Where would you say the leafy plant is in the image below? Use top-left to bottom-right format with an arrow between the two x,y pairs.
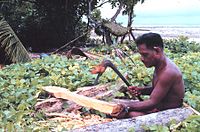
0,18 -> 31,63
143,124 -> 169,132
164,36 -> 200,54
0,39 -> 200,130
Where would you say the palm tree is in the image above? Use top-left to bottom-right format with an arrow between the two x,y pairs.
0,18 -> 31,64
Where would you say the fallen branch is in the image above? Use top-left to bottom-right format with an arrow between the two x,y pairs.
65,47 -> 102,60
51,30 -> 90,54
183,102 -> 200,115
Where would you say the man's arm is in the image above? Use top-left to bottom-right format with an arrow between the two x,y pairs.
140,86 -> 153,95
128,86 -> 153,96
126,71 -> 175,111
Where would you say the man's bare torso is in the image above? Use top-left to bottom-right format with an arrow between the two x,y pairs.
152,58 -> 185,110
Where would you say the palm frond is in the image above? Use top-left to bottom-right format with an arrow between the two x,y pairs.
0,18 -> 31,63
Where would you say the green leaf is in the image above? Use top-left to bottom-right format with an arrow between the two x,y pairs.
0,18 -> 31,63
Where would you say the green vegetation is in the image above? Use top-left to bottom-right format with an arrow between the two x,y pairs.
0,0 -> 144,52
0,37 -> 200,131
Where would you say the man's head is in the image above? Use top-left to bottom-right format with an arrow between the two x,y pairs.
135,33 -> 164,68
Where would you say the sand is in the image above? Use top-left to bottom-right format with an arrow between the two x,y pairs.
90,25 -> 200,43
133,25 -> 200,42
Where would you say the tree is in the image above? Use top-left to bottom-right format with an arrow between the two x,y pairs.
0,0 -> 98,52
0,17 -> 31,64
0,0 -> 145,52
87,0 -> 145,45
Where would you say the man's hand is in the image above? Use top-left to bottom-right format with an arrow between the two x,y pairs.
110,104 -> 128,119
128,86 -> 142,97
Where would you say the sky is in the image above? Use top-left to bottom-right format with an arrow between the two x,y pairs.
100,0 -> 200,26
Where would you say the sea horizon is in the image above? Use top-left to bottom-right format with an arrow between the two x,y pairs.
117,15 -> 200,28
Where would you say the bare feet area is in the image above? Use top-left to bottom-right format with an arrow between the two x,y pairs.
133,25 -> 200,43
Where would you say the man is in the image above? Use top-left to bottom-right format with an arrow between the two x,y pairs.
112,33 -> 185,118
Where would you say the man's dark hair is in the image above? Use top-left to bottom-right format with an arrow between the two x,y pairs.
135,33 -> 164,50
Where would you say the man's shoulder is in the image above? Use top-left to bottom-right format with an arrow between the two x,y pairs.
157,67 -> 182,87
164,64 -> 182,78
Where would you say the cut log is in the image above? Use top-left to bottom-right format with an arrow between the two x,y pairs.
36,83 -> 122,113
42,86 -> 122,114
75,83 -> 112,97
71,107 -> 194,132
35,98 -> 64,113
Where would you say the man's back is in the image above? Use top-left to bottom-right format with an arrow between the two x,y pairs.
153,58 -> 185,110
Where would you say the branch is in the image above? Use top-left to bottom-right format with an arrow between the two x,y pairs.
87,0 -> 101,28
95,0 -> 110,9
51,30 -> 90,54
127,5 -> 134,27
110,2 -> 123,22
22,0 -> 37,4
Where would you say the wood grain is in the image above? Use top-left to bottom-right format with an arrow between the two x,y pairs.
42,86 -> 122,114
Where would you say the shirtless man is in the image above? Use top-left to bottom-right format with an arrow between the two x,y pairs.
112,33 -> 185,118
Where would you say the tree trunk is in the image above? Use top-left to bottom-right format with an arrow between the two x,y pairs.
104,29 -> 113,45
110,2 -> 123,22
127,5 -> 134,28
71,108 -> 194,132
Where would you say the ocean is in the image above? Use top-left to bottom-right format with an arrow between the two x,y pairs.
115,15 -> 200,42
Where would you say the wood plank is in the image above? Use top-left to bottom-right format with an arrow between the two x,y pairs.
42,86 -> 122,114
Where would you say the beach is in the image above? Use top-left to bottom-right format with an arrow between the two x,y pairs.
90,25 -> 200,43
133,25 -> 200,42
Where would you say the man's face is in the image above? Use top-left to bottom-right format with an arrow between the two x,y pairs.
137,44 -> 157,68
